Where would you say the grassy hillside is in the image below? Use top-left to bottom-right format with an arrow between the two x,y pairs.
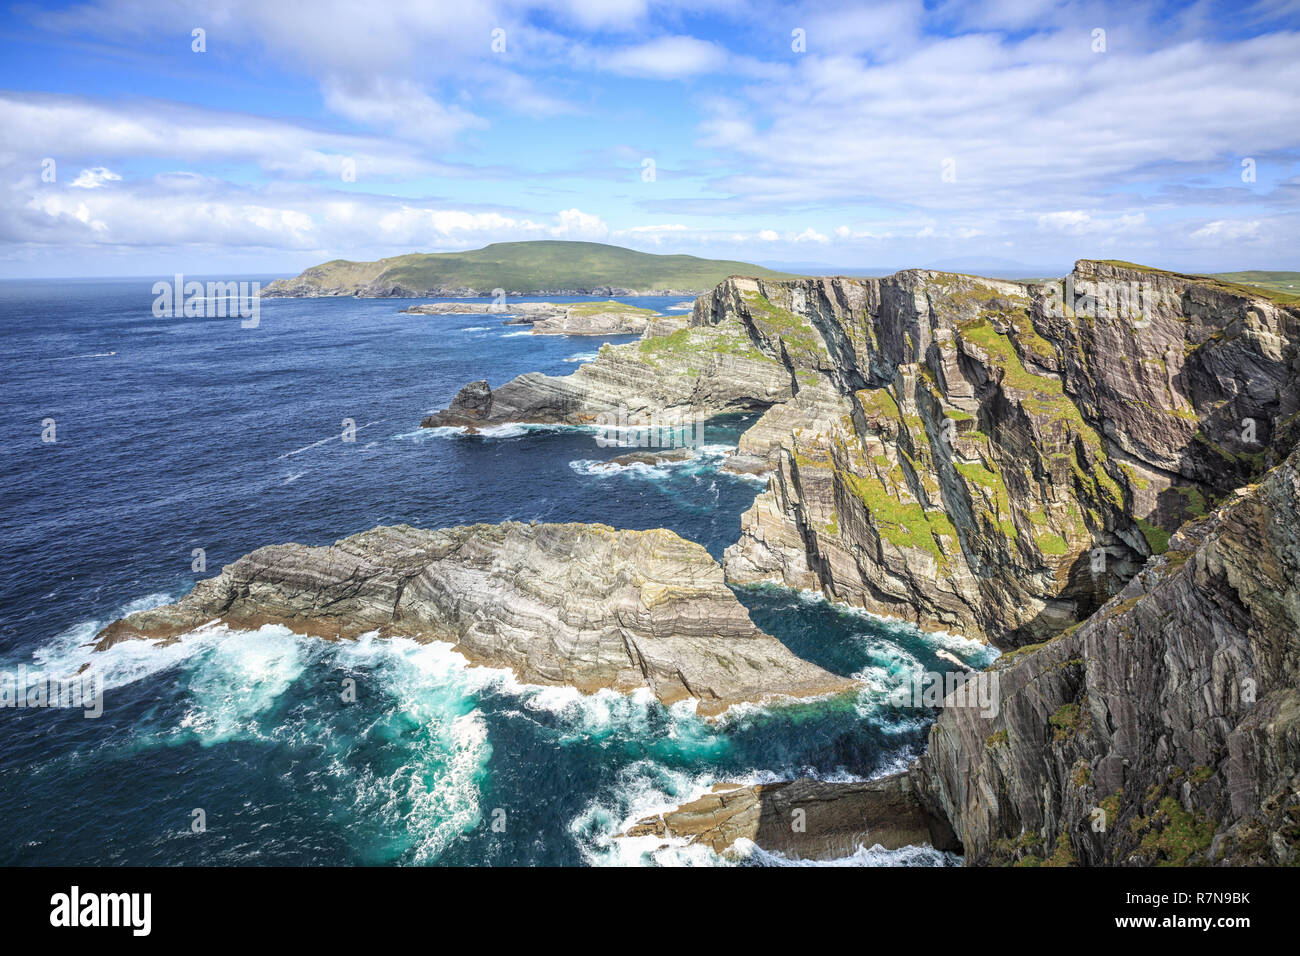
1207,270 -> 1300,302
278,240 -> 801,294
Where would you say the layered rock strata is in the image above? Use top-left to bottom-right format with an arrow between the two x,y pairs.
911,443 -> 1300,865
402,300 -> 659,335
622,774 -> 958,859
95,522 -> 854,716
425,261 -> 1298,645
714,264 -> 1299,644
421,319 -> 792,429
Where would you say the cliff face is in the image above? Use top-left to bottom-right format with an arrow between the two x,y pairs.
707,264 -> 1299,644
422,261 -> 1298,645
421,317 -> 793,429
95,522 -> 854,716
912,445 -> 1300,865
411,260 -> 1300,863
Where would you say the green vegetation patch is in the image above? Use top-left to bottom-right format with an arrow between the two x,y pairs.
1050,702 -> 1083,742
341,240 -> 804,292
565,300 -> 657,318
740,290 -> 827,362
1135,516 -> 1170,555
1035,530 -> 1069,556
1095,260 -> 1300,307
637,324 -> 774,368
1131,797 -> 1216,866
839,469 -> 956,562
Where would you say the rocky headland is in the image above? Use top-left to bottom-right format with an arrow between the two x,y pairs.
258,240 -> 796,298
399,299 -> 665,335
420,317 -> 790,430
94,522 -> 854,717
428,261 -> 1299,645
422,259 -> 1300,863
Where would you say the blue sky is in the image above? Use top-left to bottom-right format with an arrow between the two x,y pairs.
1,0 -> 1298,277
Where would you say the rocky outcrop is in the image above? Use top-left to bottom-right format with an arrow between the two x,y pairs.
400,302 -> 559,323
421,320 -> 792,429
529,301 -> 658,336
911,443 -> 1300,865
622,773 -> 959,859
401,300 -> 659,335
94,522 -> 854,716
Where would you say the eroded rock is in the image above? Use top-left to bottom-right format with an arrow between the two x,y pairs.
622,773 -> 959,860
95,522 -> 855,716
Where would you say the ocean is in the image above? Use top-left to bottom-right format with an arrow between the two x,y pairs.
0,278 -> 995,865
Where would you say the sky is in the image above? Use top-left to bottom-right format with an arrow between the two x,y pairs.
0,0 -> 1298,278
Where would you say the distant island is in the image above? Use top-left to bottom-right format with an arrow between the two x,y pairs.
260,240 -> 801,298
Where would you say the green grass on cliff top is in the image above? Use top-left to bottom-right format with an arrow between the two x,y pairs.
294,240 -> 802,292
1093,260 -> 1300,306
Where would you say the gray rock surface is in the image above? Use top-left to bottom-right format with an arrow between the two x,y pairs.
95,522 -> 855,716
421,319 -> 792,429
911,444 -> 1300,865
401,300 -> 659,335
623,773 -> 958,859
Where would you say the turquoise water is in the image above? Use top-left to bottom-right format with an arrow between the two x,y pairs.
0,280 -> 994,865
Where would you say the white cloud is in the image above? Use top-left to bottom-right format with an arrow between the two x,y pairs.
551,208 -> 610,239
791,227 -> 829,243
68,167 -> 121,189
321,76 -> 483,144
1038,210 -> 1148,234
1190,219 -> 1262,241
602,35 -> 726,78
696,25 -> 1300,230
0,93 -> 456,181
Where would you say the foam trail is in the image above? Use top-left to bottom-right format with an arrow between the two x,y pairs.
51,350 -> 116,360
278,420 -> 384,459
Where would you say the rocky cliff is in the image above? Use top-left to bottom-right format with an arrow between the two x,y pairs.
708,263 -> 1299,645
416,259 -> 1300,863
95,522 -> 853,716
421,317 -> 792,429
427,261 -> 1299,646
911,443 -> 1300,865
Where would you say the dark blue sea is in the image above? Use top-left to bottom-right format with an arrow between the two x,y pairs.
0,278 -> 994,866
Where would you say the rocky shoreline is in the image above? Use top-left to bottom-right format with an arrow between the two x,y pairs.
95,522 -> 855,717
105,259 -> 1300,864
414,260 -> 1300,864
262,281 -> 708,298
399,299 -> 667,335
621,775 -> 958,860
